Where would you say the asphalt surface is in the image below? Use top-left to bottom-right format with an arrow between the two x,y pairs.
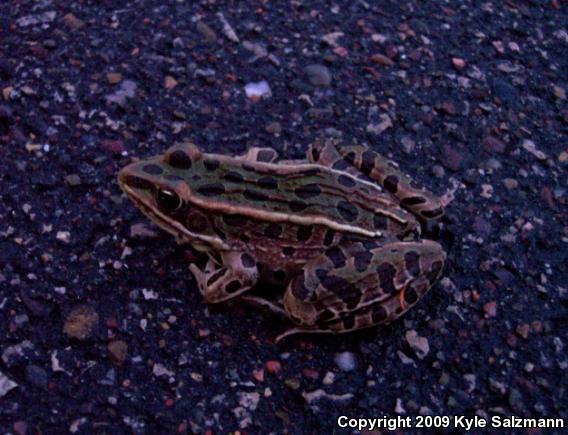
1,1 -> 567,433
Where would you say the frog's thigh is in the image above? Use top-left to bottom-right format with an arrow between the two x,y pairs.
236,147 -> 279,163
282,240 -> 445,334
189,251 -> 259,303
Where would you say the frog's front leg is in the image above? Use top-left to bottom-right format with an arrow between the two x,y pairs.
189,251 -> 259,303
277,240 -> 445,341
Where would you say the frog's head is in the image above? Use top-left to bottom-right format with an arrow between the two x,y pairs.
118,142 -> 202,212
118,142 -> 227,249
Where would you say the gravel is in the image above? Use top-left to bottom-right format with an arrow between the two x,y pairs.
1,1 -> 566,432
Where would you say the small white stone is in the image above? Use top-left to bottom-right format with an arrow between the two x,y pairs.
322,371 -> 335,385
142,288 -> 158,300
54,286 -> 66,295
244,80 -> 272,99
334,351 -> 357,371
56,231 -> 71,243
0,371 -> 18,397
152,363 -> 174,378
405,330 -> 430,359
522,139 -> 547,160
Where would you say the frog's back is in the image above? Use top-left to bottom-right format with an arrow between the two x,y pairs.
126,142 -> 418,239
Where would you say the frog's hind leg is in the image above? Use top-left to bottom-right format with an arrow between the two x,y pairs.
189,251 -> 259,303
278,240 -> 446,342
307,138 -> 448,222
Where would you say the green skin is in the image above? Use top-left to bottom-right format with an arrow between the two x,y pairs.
118,139 -> 449,341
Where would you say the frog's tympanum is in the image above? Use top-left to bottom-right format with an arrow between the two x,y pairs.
118,139 -> 451,341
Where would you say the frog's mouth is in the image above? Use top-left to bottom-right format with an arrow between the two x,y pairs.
119,181 -> 230,251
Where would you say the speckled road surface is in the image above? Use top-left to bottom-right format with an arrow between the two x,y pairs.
1,1 -> 567,433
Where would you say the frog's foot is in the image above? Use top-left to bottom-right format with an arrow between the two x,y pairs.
189,251 -> 258,303
237,147 -> 279,163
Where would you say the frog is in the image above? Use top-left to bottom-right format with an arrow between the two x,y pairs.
118,138 -> 452,341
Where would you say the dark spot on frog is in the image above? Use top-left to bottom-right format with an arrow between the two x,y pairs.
142,164 -> 163,175
226,280 -> 242,293
361,150 -> 375,175
332,159 -> 349,171
337,174 -> 355,188
337,286 -> 361,310
373,214 -> 388,230
404,286 -> 419,305
343,152 -> 356,165
325,246 -> 346,268
320,275 -> 352,299
384,175 -> 399,193
294,183 -> 322,199
318,309 -> 335,323
168,150 -> 192,169
362,240 -> 380,250
197,183 -> 225,197
323,230 -> 335,246
282,246 -> 295,256
224,171 -> 244,183
315,268 -> 328,282
310,146 -> 320,162
427,260 -> 444,282
244,189 -> 268,201
297,225 -> 313,242
241,253 -> 256,268
257,176 -> 278,189
341,314 -> 355,330
164,174 -> 184,182
404,251 -> 421,277
354,251 -> 373,272
264,223 -> 282,238
371,305 -> 388,323
289,200 -> 308,212
402,196 -> 427,206
377,262 -> 397,294
203,159 -> 220,171
337,200 -> 359,222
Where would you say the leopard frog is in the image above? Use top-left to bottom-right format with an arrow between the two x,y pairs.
118,138 -> 451,341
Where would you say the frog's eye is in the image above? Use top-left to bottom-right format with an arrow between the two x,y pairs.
157,188 -> 182,211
